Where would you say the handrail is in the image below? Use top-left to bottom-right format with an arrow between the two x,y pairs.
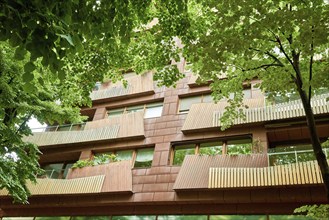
31,122 -> 86,133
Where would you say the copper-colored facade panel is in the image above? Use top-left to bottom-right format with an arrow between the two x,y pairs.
67,160 -> 133,192
173,154 -> 268,190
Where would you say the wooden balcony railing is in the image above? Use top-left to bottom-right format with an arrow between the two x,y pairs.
24,111 -> 145,147
208,160 -> 323,189
0,161 -> 133,196
182,94 -> 329,132
0,175 -> 105,196
173,154 -> 268,190
213,93 -> 329,127
90,71 -> 154,101
67,160 -> 133,193
182,98 -> 264,132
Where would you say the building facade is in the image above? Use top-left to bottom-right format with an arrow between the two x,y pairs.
0,60 -> 329,219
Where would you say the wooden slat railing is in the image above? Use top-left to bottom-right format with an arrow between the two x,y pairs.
181,98 -> 265,132
213,94 -> 329,127
208,160 -> 323,189
0,175 -> 105,196
90,71 -> 154,101
24,111 -> 145,146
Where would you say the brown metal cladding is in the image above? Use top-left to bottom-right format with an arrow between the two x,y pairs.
67,160 -> 132,192
173,154 -> 268,190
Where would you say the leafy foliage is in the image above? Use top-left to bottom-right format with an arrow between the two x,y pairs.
294,204 -> 329,219
0,41 -> 93,202
72,154 -> 119,169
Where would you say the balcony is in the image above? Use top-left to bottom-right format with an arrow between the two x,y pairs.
208,160 -> 323,189
173,154 -> 268,190
90,71 -> 154,102
0,161 -> 132,196
24,111 -> 145,147
173,153 -> 325,191
182,94 -> 329,132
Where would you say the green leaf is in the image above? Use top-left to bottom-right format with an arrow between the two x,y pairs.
24,62 -> 36,73
22,72 -> 34,82
59,34 -> 74,46
14,46 -> 27,60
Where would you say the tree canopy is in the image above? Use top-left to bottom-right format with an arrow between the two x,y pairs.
1,0 -> 329,203
182,0 -> 329,198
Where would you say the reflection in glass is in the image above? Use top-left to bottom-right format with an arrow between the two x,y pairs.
173,145 -> 195,165
134,148 -> 154,168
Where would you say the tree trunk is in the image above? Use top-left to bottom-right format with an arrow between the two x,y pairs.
297,86 -> 329,201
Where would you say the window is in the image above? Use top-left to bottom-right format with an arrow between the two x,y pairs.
42,163 -> 74,179
179,94 -> 212,114
108,102 -> 163,119
172,138 -> 252,165
268,144 -> 329,166
134,148 -> 154,168
179,89 -> 251,114
95,147 -> 154,168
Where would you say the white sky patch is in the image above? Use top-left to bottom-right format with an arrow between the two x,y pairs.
27,117 -> 46,132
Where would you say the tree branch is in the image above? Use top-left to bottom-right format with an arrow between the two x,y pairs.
242,63 -> 283,72
309,25 -> 314,105
275,36 -> 298,81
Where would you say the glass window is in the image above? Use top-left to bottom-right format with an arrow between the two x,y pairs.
268,144 -> 317,166
144,103 -> 163,119
63,163 -> 73,178
116,150 -> 133,161
199,142 -> 222,156
35,217 -> 70,220
71,217 -> 110,220
112,216 -> 156,220
108,108 -> 125,118
269,215 -> 315,220
243,88 -> 252,99
57,125 -> 71,131
134,148 -> 154,168
126,105 -> 144,113
43,163 -> 64,179
202,94 -> 213,103
210,215 -> 266,220
227,139 -> 252,155
2,218 -> 34,220
173,144 -> 195,165
158,216 -> 207,220
179,96 -> 202,113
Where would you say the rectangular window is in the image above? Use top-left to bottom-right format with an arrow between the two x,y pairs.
42,163 -> 73,179
108,102 -> 163,119
199,142 -> 223,155
172,137 -> 252,165
173,144 -> 196,165
268,144 -> 326,166
134,148 -> 154,168
94,147 -> 154,168
144,102 -> 163,119
179,94 -> 211,113
227,139 -> 252,155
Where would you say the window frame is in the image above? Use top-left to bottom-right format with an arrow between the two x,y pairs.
171,137 -> 253,165
93,147 -> 155,169
107,102 -> 163,119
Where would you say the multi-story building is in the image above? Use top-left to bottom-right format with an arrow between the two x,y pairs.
0,59 -> 328,219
